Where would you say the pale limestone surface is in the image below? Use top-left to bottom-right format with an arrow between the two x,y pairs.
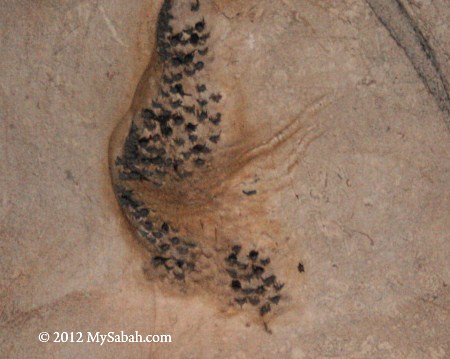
1,1 -> 449,358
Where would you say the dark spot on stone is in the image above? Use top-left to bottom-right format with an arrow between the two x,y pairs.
190,33 -> 200,45
164,259 -> 175,270
117,189 -> 143,208
192,144 -> 210,154
173,114 -> 184,125
210,93 -> 222,103
231,279 -> 242,291
170,33 -> 183,46
232,245 -> 242,254
186,123 -> 197,132
243,190 -> 257,196
161,222 -> 170,232
252,265 -> 265,276
123,123 -> 140,161
248,250 -> 259,261
182,152 -> 191,160
170,83 -> 184,95
171,56 -> 183,67
161,125 -> 173,137
184,52 -> 194,64
226,269 -> 238,278
159,243 -> 170,252
227,253 -> 238,264
162,75 -> 173,84
142,108 -> 156,119
263,275 -> 276,286
255,285 -> 266,294
195,20 -> 205,32
138,137 -> 149,146
197,99 -> 208,107
248,297 -> 260,306
209,113 -> 221,125
136,208 -> 149,217
183,26 -> 194,35
198,111 -> 208,121
149,156 -> 164,165
196,84 -> 207,92
170,100 -> 182,109
173,159 -> 183,170
260,303 -> 271,316
144,120 -> 157,131
174,271 -> 185,280
115,157 -> 124,166
144,221 -> 153,231
194,61 -> 204,71
198,47 -> 208,56
260,258 -> 270,266
172,73 -> 183,82
152,256 -> 168,267
191,0 -> 200,12
209,134 -> 220,143
151,134 -> 161,142
174,138 -> 185,146
194,158 -> 205,166
199,33 -> 210,43
157,110 -> 172,124
242,288 -> 254,295
119,172 -> 138,181
184,105 -> 195,114
269,295 -> 281,305
152,100 -> 163,109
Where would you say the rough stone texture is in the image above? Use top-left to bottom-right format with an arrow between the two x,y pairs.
1,0 -> 449,358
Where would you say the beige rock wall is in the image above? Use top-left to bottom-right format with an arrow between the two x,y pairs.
1,0 -> 448,358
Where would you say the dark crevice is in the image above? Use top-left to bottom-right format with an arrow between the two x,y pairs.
366,0 -> 450,130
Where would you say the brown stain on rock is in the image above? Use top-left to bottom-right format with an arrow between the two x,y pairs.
108,0 -> 302,323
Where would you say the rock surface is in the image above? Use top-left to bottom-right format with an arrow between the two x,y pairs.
1,0 -> 449,358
